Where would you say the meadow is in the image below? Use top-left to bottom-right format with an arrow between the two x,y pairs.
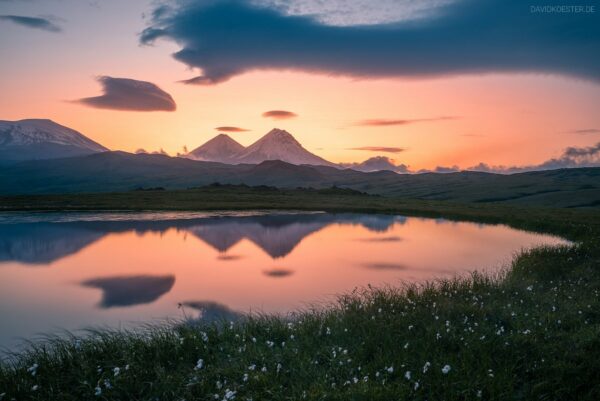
1,186 -> 599,400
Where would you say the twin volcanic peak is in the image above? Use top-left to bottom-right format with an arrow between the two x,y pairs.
0,119 -> 397,172
187,128 -> 336,167
0,119 -> 108,162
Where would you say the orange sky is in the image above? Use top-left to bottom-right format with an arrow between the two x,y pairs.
1,0 -> 599,171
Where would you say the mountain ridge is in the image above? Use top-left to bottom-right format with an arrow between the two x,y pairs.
186,128 -> 337,167
0,119 -> 108,163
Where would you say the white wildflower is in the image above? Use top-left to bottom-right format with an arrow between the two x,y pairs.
94,386 -> 102,396
442,365 -> 451,374
113,367 -> 120,377
31,385 -> 39,391
422,361 -> 431,373
404,371 -> 411,380
27,363 -> 38,376
387,366 -> 394,373
195,359 -> 204,370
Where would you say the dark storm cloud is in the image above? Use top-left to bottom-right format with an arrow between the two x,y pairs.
216,126 -> 250,132
140,0 -> 600,85
348,146 -> 405,153
0,15 -> 61,32
262,110 -> 298,119
76,76 -> 176,112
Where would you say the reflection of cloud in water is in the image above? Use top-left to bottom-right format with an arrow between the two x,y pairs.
0,213 -> 408,264
361,263 -> 455,275
183,301 -> 243,324
82,275 -> 175,308
263,268 -> 294,278
362,263 -> 408,270
217,254 -> 244,261
356,236 -> 403,243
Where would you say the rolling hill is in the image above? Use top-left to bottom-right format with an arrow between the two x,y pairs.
0,151 -> 598,207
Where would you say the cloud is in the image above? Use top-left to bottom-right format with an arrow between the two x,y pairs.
567,128 -> 600,135
356,116 -> 457,127
348,146 -> 405,153
468,142 -> 600,173
140,0 -> 600,85
340,156 -> 410,173
434,165 -> 460,173
0,15 -> 61,32
76,76 -> 176,112
136,148 -> 169,155
262,110 -> 298,119
216,126 -> 250,132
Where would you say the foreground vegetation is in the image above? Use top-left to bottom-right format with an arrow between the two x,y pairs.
1,186 -> 599,400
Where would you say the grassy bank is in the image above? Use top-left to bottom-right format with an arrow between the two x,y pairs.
1,188 -> 599,400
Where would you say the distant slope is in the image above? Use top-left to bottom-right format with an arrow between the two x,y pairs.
0,119 -> 108,163
0,151 -> 598,207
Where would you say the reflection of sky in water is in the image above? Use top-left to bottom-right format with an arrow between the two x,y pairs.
0,212 -> 569,351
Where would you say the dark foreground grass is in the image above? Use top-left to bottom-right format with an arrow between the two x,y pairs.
1,188 -> 600,400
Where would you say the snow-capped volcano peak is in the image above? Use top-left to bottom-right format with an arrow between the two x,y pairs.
185,128 -> 335,167
0,119 -> 108,162
187,133 -> 245,163
236,128 -> 335,166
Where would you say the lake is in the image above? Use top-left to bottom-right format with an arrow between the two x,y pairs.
0,211 -> 569,351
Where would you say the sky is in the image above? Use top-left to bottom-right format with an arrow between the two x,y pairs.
1,0 -> 599,171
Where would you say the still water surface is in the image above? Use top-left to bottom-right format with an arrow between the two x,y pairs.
0,211 -> 569,350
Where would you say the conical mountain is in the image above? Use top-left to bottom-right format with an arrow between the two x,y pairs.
187,134 -> 245,163
0,119 -> 108,162
236,128 -> 335,166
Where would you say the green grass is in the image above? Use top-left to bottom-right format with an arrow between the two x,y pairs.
1,187 -> 599,400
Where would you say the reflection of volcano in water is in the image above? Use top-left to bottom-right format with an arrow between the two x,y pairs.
82,275 -> 175,308
0,223 -> 104,265
0,213 -> 407,264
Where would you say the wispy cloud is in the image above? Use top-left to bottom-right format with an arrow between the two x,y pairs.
566,128 -> 600,135
0,15 -> 61,32
215,126 -> 250,132
355,116 -> 458,127
347,146 -> 405,153
262,110 -> 298,119
141,0 -> 600,85
75,76 -> 176,112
